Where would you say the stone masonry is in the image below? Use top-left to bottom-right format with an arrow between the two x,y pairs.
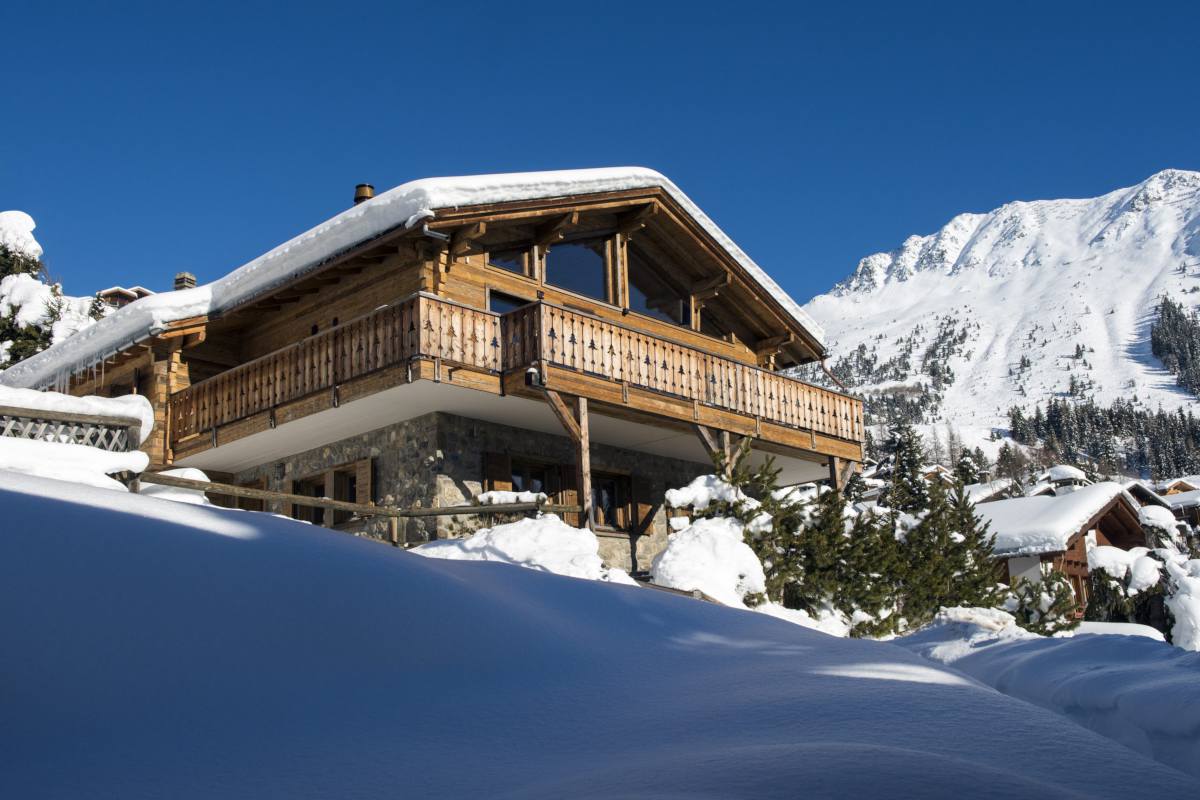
232,412 -> 712,573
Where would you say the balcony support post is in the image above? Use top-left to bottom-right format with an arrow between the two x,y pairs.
543,389 -> 593,530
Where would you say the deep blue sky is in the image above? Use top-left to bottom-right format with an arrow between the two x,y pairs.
3,1 -> 1197,304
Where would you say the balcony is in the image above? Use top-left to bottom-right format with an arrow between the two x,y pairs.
168,294 -> 862,464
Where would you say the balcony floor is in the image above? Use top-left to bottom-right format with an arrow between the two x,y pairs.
175,379 -> 832,484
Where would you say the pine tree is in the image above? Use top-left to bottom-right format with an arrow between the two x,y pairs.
1007,571 -> 1079,635
0,243 -> 55,369
878,421 -> 928,513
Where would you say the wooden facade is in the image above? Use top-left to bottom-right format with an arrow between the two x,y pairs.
55,182 -> 864,529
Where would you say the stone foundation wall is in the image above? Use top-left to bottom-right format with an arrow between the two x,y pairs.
232,412 -> 711,572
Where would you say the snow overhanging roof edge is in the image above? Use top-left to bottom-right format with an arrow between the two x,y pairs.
0,167 -> 824,389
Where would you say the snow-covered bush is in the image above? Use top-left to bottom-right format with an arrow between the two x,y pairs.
649,516 -> 766,607
138,467 -> 214,506
1086,543 -> 1200,650
1004,570 -> 1079,635
413,514 -> 636,585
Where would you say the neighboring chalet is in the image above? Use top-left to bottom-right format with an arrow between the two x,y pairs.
0,168 -> 863,570
96,285 -> 154,310
975,482 -> 1147,609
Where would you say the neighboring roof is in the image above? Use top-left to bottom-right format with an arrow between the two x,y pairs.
963,478 -> 1014,504
1163,488 -> 1200,510
1039,465 -> 1088,483
0,168 -> 823,389
976,482 -> 1139,556
1121,480 -> 1173,509
98,285 -> 154,297
1155,476 -> 1200,493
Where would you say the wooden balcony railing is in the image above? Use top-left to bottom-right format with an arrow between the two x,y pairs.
170,294 -> 501,440
501,302 -> 863,442
170,294 -> 863,447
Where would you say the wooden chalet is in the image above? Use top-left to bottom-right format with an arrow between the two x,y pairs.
0,168 -> 863,570
976,482 -> 1147,611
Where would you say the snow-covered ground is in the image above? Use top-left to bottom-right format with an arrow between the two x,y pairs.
804,169 -> 1200,445
900,607 -> 1200,780
4,469 -> 1198,798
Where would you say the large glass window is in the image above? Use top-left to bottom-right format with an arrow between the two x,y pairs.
545,239 -> 607,302
627,246 -> 688,326
489,247 -> 527,276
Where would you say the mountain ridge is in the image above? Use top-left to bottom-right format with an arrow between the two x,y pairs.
803,169 -> 1200,451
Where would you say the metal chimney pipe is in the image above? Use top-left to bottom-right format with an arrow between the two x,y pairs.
354,183 -> 375,205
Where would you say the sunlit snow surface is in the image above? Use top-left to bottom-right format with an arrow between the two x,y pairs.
805,169 -> 1200,445
2,470 -> 1197,798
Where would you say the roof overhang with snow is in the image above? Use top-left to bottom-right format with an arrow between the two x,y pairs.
0,168 -> 824,389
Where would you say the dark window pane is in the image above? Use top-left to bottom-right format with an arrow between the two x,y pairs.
489,291 -> 532,315
546,240 -> 606,301
489,248 -> 527,275
628,246 -> 687,326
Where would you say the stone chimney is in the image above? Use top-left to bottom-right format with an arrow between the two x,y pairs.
354,183 -> 375,205
174,271 -> 197,291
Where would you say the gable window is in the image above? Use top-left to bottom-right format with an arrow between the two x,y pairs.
627,246 -> 689,327
545,239 -> 607,302
489,247 -> 528,276
488,290 -> 532,315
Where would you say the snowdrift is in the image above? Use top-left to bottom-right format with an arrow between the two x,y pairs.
2,470 -> 1197,798
900,608 -> 1200,779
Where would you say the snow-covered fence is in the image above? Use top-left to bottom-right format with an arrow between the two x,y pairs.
0,403 -> 143,453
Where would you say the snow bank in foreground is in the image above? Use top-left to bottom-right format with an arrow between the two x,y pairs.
3,470 -> 1196,798
138,467 -> 213,505
899,607 -> 1200,779
0,440 -> 147,491
0,385 -> 155,444
413,514 -> 636,584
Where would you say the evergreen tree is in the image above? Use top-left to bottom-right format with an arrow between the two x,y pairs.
1007,571 -> 1079,635
953,450 -> 984,485
0,243 -> 55,369
878,421 -> 928,513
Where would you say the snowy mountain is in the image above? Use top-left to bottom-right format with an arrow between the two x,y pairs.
803,169 -> 1200,449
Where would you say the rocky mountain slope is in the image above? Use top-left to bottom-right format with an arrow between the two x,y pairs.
802,169 -> 1200,450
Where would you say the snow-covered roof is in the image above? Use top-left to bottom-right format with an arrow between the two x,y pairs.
1040,465 -> 1088,483
976,482 -> 1139,556
0,168 -> 823,389
963,478 -> 1013,504
1121,479 -> 1173,509
1163,488 -> 1200,510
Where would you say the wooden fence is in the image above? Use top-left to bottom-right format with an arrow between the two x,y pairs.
0,404 -> 142,453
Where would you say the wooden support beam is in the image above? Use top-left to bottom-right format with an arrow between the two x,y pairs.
615,202 -> 658,236
544,389 -> 581,442
542,389 -> 592,529
827,456 -> 855,492
450,221 -> 487,257
755,333 -> 795,356
694,423 -> 721,459
691,272 -> 730,302
576,395 -> 593,530
534,212 -> 579,247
